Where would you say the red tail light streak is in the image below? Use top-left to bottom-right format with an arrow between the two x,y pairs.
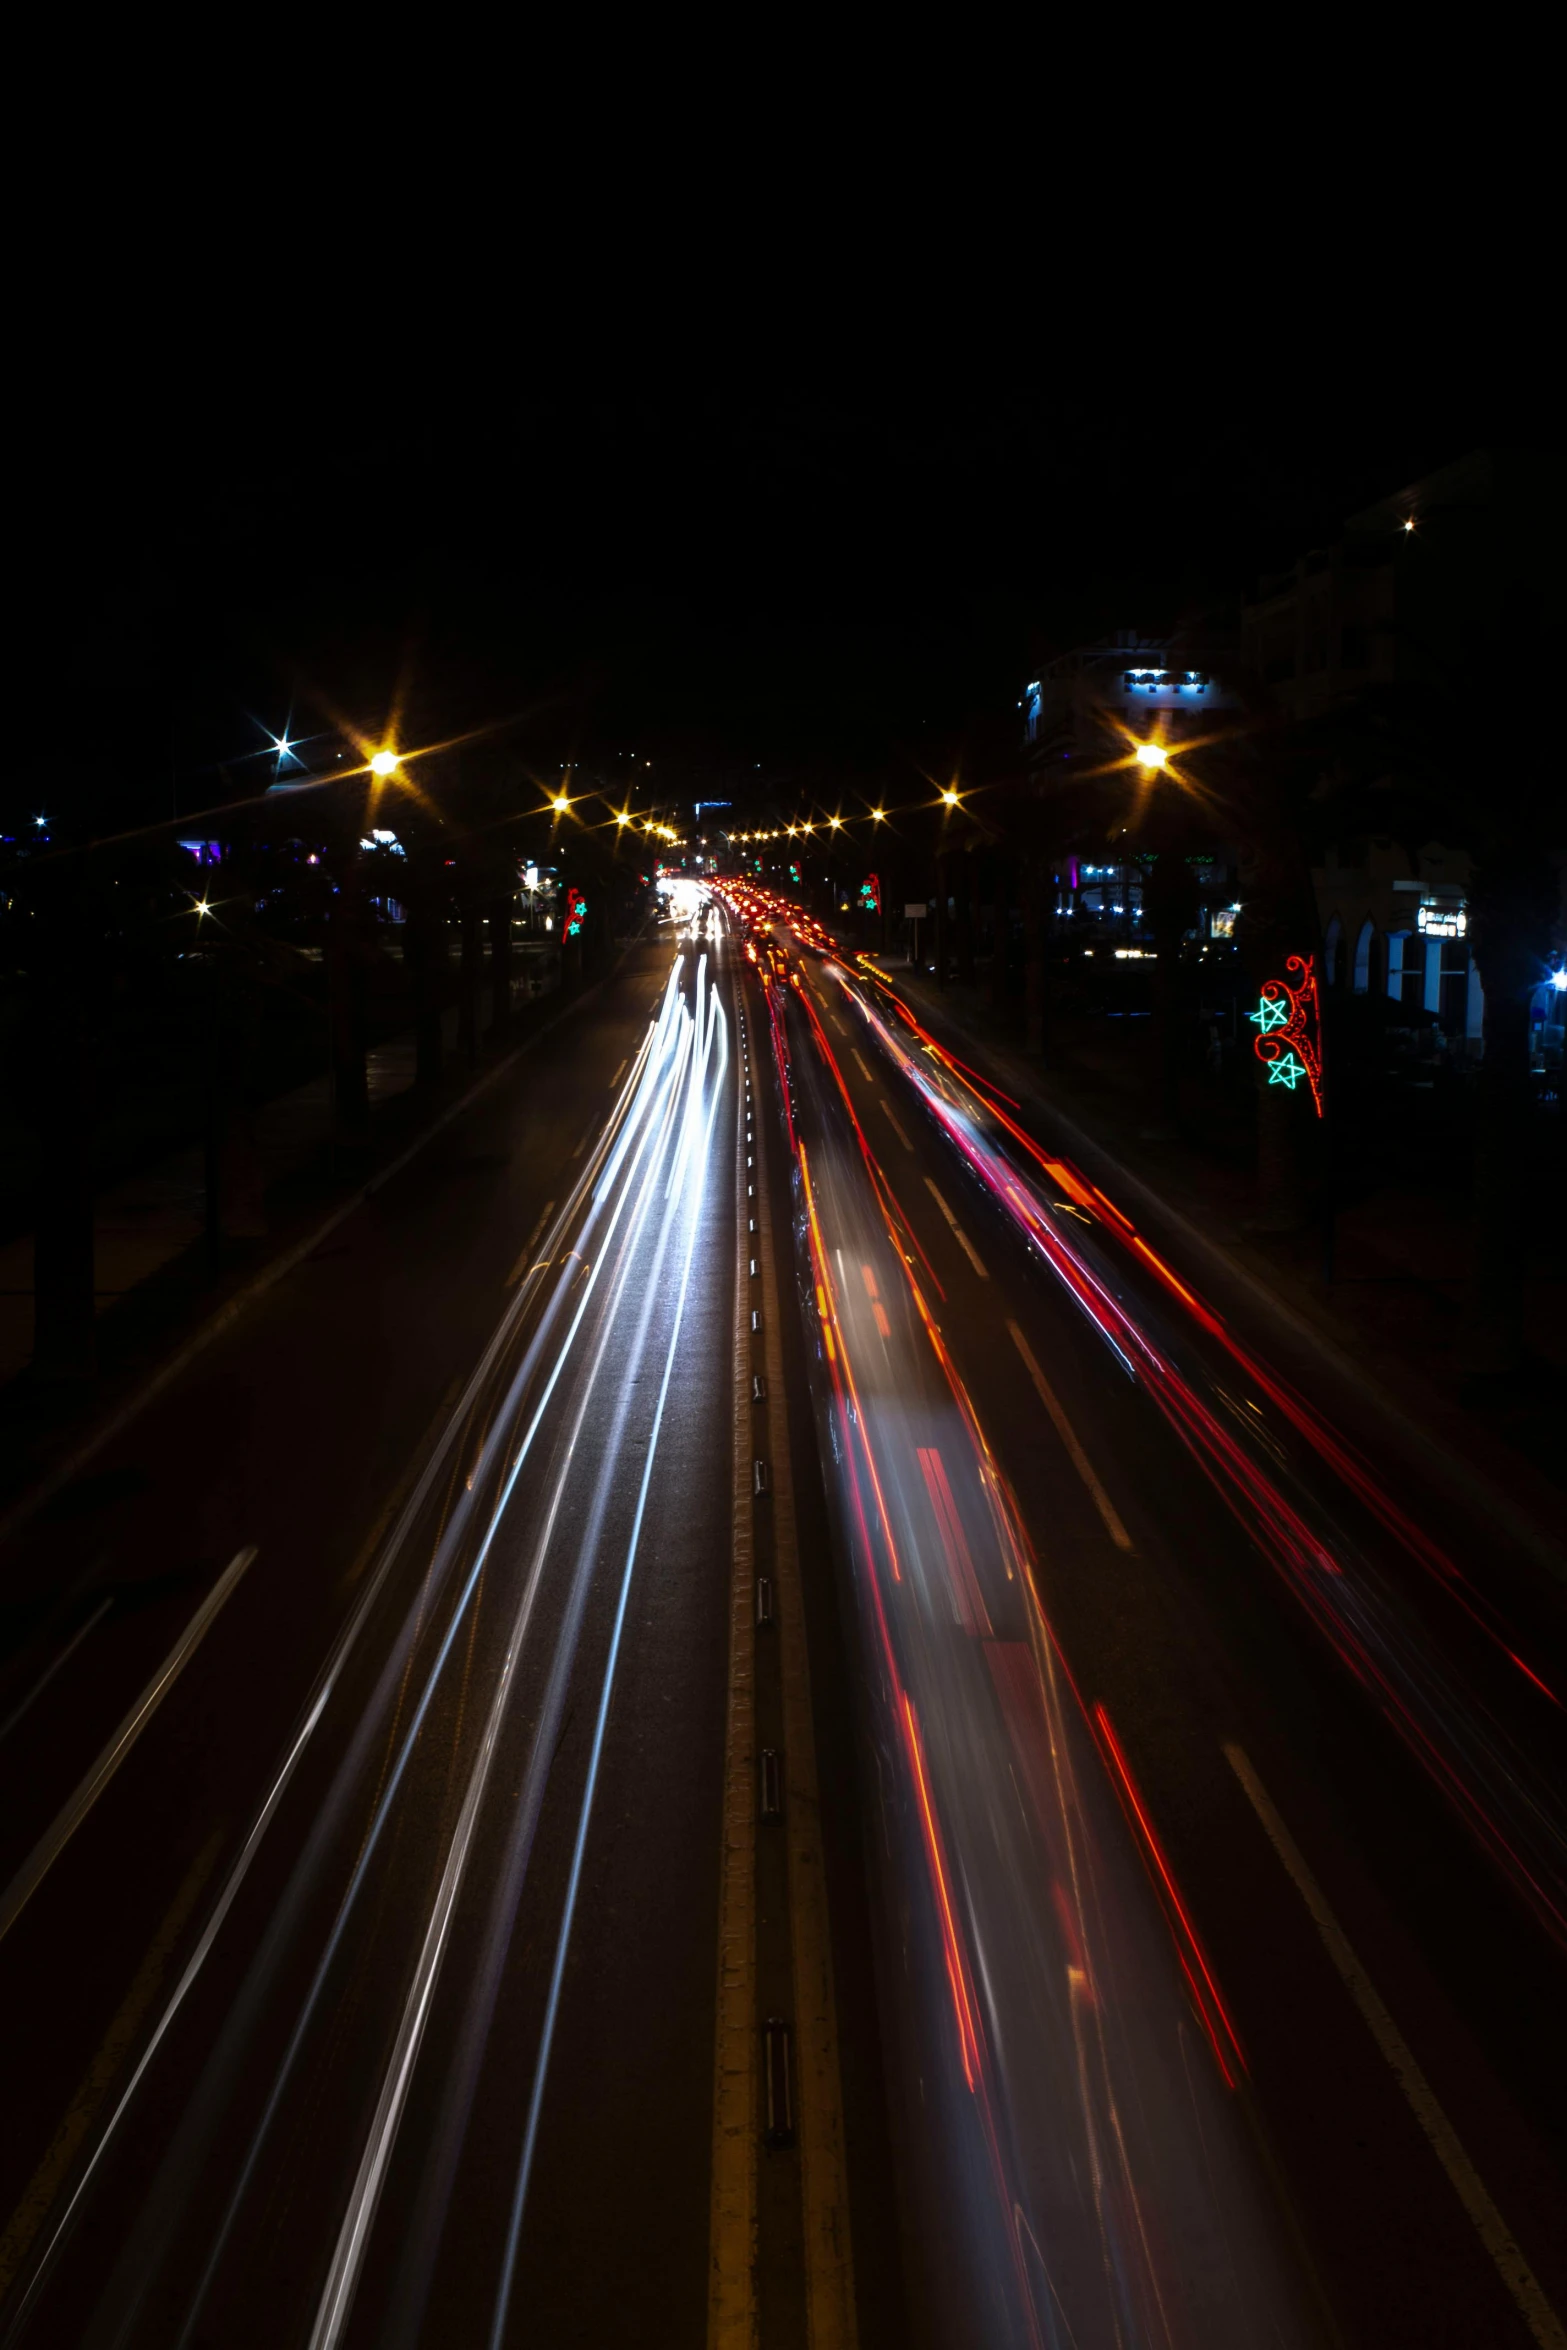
1092,1704 -> 1247,2088
835,954 -> 1567,1952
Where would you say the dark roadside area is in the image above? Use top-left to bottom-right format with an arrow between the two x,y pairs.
0,941 -> 642,1654
857,948 -> 1567,1565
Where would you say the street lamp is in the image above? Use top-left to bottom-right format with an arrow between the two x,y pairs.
941,788 -> 960,808
369,749 -> 399,778
552,793 -> 571,815
1134,742 -> 1168,771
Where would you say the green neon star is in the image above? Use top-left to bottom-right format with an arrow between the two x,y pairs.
1248,994 -> 1289,1033
1267,1051 -> 1306,1088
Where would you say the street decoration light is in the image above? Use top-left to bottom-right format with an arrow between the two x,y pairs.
1249,953 -> 1323,1116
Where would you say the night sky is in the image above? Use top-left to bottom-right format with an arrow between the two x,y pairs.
21,335 -> 1535,831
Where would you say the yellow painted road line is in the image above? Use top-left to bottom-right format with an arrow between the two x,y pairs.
850,1049 -> 874,1086
879,1099 -> 913,1152
754,1036 -> 858,2350
709,1083 -> 759,2350
923,1179 -> 989,1281
0,1547 -> 258,1947
1007,1323 -> 1132,1550
0,1826 -> 223,2296
1225,1742 -> 1567,2350
505,1201 -> 557,1286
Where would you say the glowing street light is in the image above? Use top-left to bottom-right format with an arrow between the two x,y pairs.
1134,742 -> 1168,771
871,808 -> 885,823
941,788 -> 961,808
552,793 -> 572,815
828,815 -> 843,831
616,809 -> 631,826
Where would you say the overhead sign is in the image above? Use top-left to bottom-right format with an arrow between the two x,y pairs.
1417,901 -> 1466,939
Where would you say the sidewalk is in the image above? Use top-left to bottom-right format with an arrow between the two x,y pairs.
0,952 -> 639,1536
0,1007 -> 470,1389
862,953 -> 1567,1542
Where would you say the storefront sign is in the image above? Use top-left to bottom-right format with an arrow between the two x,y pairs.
1249,953 -> 1324,1116
1416,901 -> 1467,939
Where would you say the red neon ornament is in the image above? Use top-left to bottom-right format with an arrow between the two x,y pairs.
1250,952 -> 1323,1117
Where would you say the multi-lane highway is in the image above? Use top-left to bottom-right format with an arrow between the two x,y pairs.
0,924 -> 810,2347
722,878 -> 1567,2350
1,882 -> 1564,2348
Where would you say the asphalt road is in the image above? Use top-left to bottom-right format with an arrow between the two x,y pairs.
3,886 -> 1566,2350
0,930 -> 789,2347
725,887 -> 1567,2350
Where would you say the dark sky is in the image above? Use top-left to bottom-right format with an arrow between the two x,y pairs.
21,335 -> 1538,827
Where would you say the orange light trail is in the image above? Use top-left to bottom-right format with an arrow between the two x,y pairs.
900,1691 -> 985,2088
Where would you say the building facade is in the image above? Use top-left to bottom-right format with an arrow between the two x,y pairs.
1242,449 -> 1565,1074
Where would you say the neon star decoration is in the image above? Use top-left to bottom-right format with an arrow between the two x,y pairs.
1250,953 -> 1323,1116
